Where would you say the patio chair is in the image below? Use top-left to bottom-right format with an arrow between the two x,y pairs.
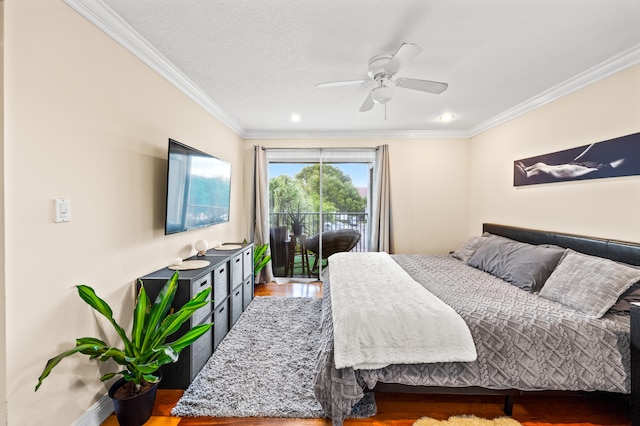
306,229 -> 361,274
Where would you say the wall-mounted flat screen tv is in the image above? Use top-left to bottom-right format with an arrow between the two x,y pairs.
165,139 -> 231,235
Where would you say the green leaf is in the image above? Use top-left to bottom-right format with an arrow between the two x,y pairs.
253,244 -> 272,276
254,243 -> 268,263
138,345 -> 176,368
131,283 -> 150,354
99,372 -> 117,382
77,337 -> 107,346
147,288 -> 210,347
98,348 -> 128,365
75,337 -> 110,357
76,285 -> 134,355
255,256 -> 271,275
135,361 -> 161,374
121,371 -> 136,382
169,322 -> 213,353
143,373 -> 160,383
141,272 -> 179,352
36,343 -> 107,391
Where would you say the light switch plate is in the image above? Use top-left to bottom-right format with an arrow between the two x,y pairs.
54,198 -> 71,223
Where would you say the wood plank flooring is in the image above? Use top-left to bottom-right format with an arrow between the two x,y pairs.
102,282 -> 631,426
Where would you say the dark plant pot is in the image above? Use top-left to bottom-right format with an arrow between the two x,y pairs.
292,223 -> 303,236
108,375 -> 160,426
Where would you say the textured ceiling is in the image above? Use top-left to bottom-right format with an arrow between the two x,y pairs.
69,0 -> 640,138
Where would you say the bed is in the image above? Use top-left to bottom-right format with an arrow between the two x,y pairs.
313,223 -> 640,426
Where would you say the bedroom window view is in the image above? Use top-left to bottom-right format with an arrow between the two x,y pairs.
268,161 -> 370,278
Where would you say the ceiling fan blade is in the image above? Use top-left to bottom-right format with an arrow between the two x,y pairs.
359,91 -> 375,112
384,43 -> 423,74
316,79 -> 369,88
396,78 -> 448,94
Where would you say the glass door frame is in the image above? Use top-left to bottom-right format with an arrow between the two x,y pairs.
266,148 -> 377,279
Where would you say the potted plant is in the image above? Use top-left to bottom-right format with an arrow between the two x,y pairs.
287,204 -> 305,236
253,243 -> 272,284
35,271 -> 212,426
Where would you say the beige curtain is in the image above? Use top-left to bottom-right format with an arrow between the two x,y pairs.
253,145 -> 273,282
370,144 -> 392,253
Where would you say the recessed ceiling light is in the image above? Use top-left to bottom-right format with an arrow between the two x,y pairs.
291,114 -> 301,122
437,113 -> 456,122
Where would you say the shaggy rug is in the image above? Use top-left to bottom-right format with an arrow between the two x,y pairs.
171,296 -> 376,418
413,415 -> 522,426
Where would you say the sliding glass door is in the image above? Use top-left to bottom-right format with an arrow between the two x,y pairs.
266,149 -> 375,278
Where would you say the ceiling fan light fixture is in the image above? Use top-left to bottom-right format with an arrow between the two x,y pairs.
318,43 -> 449,113
371,85 -> 393,104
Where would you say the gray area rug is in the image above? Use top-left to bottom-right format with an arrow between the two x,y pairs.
171,296 -> 376,418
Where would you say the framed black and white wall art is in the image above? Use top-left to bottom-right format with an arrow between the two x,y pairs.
514,131 -> 640,186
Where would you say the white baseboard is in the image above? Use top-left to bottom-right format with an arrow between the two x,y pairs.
74,394 -> 113,426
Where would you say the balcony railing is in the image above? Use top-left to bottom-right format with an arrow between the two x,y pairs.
270,211 -> 368,252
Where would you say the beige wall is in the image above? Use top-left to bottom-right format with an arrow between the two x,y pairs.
0,1 -> 6,424
468,64 -> 640,242
249,138 -> 470,254
5,1 -> 245,425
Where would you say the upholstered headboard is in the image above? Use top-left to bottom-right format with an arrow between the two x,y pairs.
483,223 -> 640,267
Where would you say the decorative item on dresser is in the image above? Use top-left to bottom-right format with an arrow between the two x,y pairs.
194,239 -> 209,256
138,242 -> 254,390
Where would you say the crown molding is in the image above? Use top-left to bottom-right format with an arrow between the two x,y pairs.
62,0 -> 640,141
467,43 -> 640,137
242,129 -> 473,140
62,0 -> 245,137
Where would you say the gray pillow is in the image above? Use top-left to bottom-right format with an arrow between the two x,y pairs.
451,233 -> 490,264
539,249 -> 640,318
467,234 -> 565,292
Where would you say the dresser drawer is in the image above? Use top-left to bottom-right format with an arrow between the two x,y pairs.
213,262 -> 229,306
189,324 -> 212,379
213,298 -> 229,350
231,253 -> 243,287
230,285 -> 243,326
242,247 -> 253,280
191,274 -> 212,325
243,277 -> 253,310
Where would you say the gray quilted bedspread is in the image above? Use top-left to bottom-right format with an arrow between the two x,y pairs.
313,254 -> 630,425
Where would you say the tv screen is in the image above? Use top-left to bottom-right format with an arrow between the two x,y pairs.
165,139 -> 231,235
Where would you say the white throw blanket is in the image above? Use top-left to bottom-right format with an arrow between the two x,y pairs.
329,252 -> 477,370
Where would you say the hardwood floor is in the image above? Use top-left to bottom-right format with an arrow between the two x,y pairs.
102,282 -> 631,426
254,281 -> 323,298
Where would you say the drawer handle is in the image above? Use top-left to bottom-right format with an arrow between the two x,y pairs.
235,258 -> 240,263
235,290 -> 240,296
200,280 -> 208,287
218,306 -> 225,313
219,267 -> 225,273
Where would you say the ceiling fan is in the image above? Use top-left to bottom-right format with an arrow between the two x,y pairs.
316,43 -> 448,112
